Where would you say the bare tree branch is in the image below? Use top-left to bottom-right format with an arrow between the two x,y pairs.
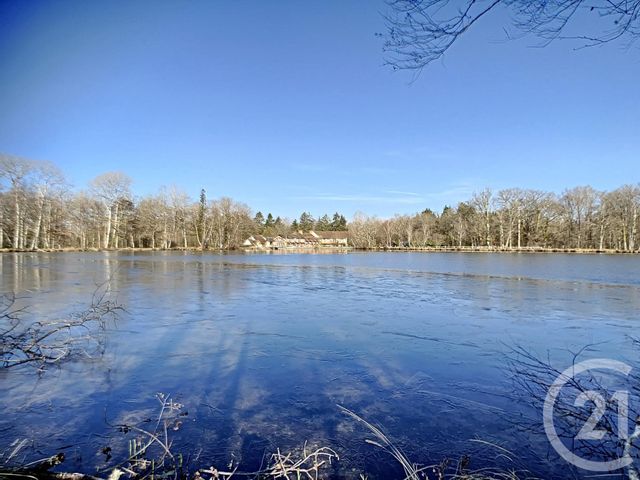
382,0 -> 640,71
0,284 -> 121,370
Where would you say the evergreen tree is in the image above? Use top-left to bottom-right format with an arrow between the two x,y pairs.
316,214 -> 331,231
253,211 -> 265,233
299,212 -> 315,231
197,188 -> 207,249
265,213 -> 275,228
331,212 -> 348,231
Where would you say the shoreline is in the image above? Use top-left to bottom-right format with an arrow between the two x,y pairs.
358,246 -> 640,254
0,246 -> 638,254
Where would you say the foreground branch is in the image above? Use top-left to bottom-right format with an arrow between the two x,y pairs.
0,285 -> 121,370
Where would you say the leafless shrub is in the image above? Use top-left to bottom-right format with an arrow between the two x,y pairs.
507,344 -> 640,479
0,284 -> 121,369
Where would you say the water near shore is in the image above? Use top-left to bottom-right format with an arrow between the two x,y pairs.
1,251 -> 639,478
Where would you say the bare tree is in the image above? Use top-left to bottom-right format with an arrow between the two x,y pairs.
209,197 -> 253,250
607,185 -> 640,251
472,188 -> 493,247
349,212 -> 380,249
136,194 -> 167,248
496,188 -> 527,248
561,186 -> 598,248
394,214 -> 415,247
415,210 -> 437,246
519,189 -> 550,247
383,0 -> 640,72
28,162 -> 66,250
90,172 -> 132,249
68,192 -> 103,249
168,186 -> 191,248
379,218 -> 396,247
0,154 -> 35,249
446,202 -> 475,247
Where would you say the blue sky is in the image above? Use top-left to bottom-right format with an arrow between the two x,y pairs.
0,0 -> 638,219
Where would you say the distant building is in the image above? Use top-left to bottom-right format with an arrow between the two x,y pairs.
242,234 -> 269,248
242,230 -> 349,249
312,231 -> 349,247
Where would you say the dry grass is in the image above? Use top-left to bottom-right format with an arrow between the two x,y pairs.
263,444 -> 338,480
198,443 -> 338,480
10,395 -> 627,480
338,405 -> 536,480
102,393 -> 186,480
0,400 -> 534,480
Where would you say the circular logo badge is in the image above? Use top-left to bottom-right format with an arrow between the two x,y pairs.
543,358 -> 634,472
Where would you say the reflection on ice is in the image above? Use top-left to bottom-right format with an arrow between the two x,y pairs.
2,251 -> 640,478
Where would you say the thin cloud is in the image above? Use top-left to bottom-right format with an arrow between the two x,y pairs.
289,181 -> 483,213
385,190 -> 421,196
381,145 -> 456,161
292,193 -> 427,205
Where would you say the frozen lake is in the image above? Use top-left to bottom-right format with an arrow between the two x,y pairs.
1,251 -> 639,478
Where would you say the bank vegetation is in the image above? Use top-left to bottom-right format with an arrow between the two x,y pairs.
1,154 -> 638,253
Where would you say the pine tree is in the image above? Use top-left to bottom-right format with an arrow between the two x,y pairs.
265,213 -> 275,228
331,212 -> 348,231
299,212 -> 315,232
316,214 -> 331,231
197,188 -> 207,249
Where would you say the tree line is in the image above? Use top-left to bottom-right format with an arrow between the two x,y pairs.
0,154 -> 350,250
253,211 -> 347,237
1,154 -> 638,251
350,186 -> 640,251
